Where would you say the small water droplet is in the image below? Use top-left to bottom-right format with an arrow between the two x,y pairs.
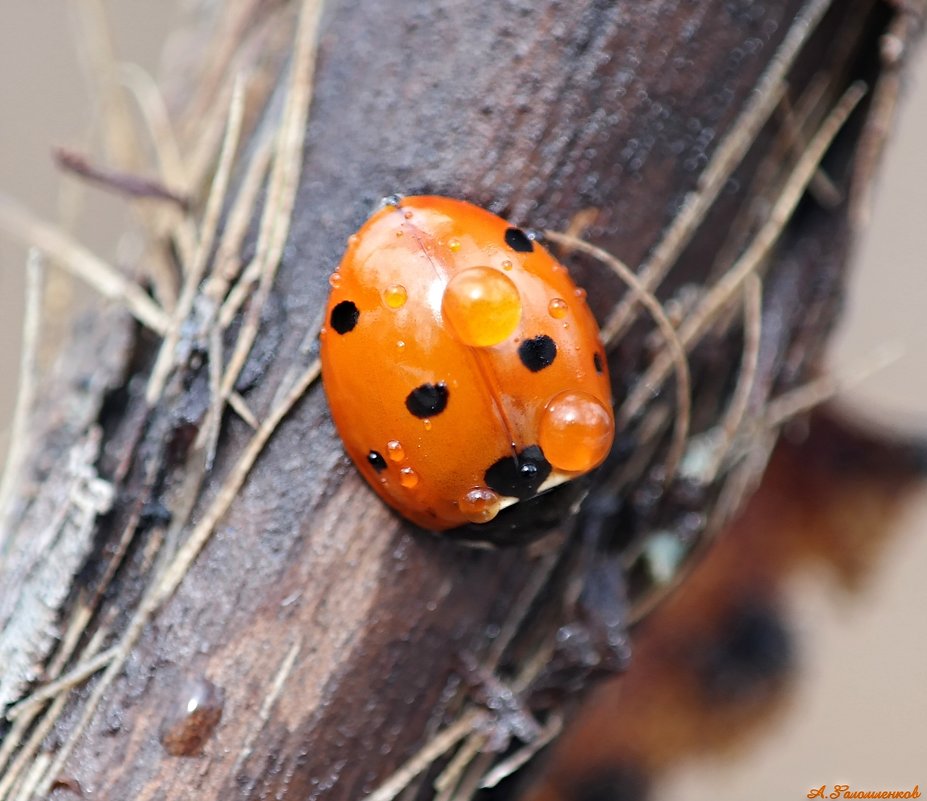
548,297 -> 569,319
399,467 -> 419,488
403,210 -> 413,219
49,777 -> 82,796
458,487 -> 501,523
384,284 -> 408,309
348,234 -> 359,245
501,259 -> 513,270
328,272 -> 342,288
395,228 -> 404,237
574,287 -> 587,300
160,677 -> 224,757
448,238 -> 461,252
423,419 -> 432,431
387,440 -> 405,462
397,340 -> 405,350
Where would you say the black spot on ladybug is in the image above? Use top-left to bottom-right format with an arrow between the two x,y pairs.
367,450 -> 387,472
406,383 -> 449,418
518,335 -> 557,372
594,351 -> 604,374
330,300 -> 359,334
504,227 -> 534,253
484,445 -> 552,499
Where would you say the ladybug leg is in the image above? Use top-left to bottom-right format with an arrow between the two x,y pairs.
457,652 -> 542,752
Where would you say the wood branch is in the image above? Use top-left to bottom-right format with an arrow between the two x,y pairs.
0,1 -> 923,800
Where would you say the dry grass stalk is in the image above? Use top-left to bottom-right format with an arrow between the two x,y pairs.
601,0 -> 836,345
0,194 -> 169,334
621,81 -> 867,424
544,230 -> 692,486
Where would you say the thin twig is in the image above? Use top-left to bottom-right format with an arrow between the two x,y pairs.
180,0 -> 262,170
203,130 -> 275,304
0,600 -> 97,792
145,74 -> 247,404
705,74 -> 831,293
544,230 -> 692,485
479,714 -> 563,790
602,0 -> 835,345
764,343 -> 904,429
776,95 -> 843,207
433,733 -> 490,800
33,355 -> 322,797
118,63 -> 191,198
70,0 -> 143,171
703,274 -> 764,481
11,752 -> 49,801
621,81 -> 867,421
367,710 -> 490,801
0,718 -> 32,801
54,148 -> 190,210
117,61 -> 198,282
216,0 -> 323,401
69,0 -> 191,307
0,193 -> 169,335
446,752 -> 496,801
484,552 -> 562,672
200,324 -> 226,466
0,627 -> 109,801
228,390 -> 260,429
5,648 -> 118,723
233,638 -> 303,774
0,252 -> 43,542
151,357 -> 321,611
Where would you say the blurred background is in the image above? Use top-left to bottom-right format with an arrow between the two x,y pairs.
0,4 -> 924,797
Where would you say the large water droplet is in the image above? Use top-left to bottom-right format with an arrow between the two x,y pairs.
538,390 -> 614,473
441,267 -> 522,347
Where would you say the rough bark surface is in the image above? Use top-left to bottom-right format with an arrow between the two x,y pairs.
0,1 -> 922,800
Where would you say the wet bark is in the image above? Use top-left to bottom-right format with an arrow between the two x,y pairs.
0,1 -> 922,800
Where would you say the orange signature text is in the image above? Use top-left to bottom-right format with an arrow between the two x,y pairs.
809,786 -> 920,799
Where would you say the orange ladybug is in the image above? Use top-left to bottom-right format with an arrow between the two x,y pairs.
320,196 -> 614,532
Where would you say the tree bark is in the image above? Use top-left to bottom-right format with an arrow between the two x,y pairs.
0,1 -> 922,800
